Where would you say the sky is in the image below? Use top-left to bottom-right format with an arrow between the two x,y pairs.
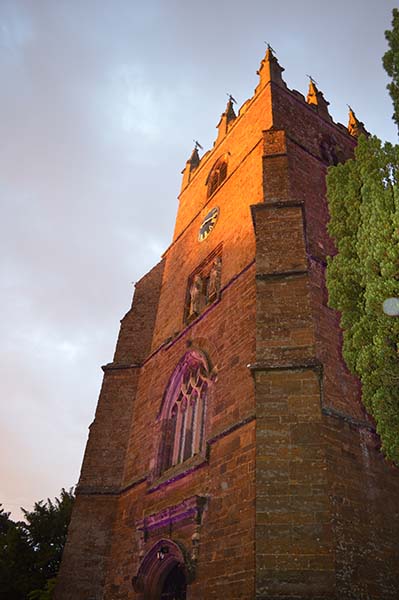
1,0 -> 397,519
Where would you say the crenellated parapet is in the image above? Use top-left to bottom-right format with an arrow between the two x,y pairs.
179,47 -> 367,194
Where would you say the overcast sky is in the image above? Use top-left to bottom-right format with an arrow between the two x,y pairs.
1,0 -> 397,519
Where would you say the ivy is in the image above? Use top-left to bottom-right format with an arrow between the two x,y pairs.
326,136 -> 399,463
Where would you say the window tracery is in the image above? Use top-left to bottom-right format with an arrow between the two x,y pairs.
206,156 -> 228,197
158,351 -> 211,474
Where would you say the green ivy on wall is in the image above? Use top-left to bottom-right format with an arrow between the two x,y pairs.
327,136 -> 399,463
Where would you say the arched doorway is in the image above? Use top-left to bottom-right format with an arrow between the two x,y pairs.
160,564 -> 187,600
133,539 -> 193,600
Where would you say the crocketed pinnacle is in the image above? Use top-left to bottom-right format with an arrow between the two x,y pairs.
256,45 -> 285,89
180,145 -> 201,190
347,107 -> 368,138
215,97 -> 237,145
306,79 -> 331,120
188,146 -> 200,170
224,98 -> 237,125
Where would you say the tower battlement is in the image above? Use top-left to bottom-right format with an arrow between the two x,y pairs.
181,47 -> 366,197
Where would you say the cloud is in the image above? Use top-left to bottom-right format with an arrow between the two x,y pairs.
1,0 -> 398,520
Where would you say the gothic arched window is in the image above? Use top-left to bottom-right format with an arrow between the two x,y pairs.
206,156 -> 228,198
158,351 -> 211,474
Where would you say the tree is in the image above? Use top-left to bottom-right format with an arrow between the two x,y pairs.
28,578 -> 57,600
22,488 -> 74,584
383,8 -> 399,132
0,506 -> 39,600
0,489 -> 74,600
326,9 -> 399,464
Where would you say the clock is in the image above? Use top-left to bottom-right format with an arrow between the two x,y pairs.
198,206 -> 219,242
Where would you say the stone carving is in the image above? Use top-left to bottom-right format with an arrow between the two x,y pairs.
189,274 -> 202,316
186,255 -> 222,322
320,136 -> 338,166
191,529 -> 201,562
207,257 -> 222,300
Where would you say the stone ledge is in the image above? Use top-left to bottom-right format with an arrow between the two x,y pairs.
249,358 -> 322,372
256,269 -> 308,281
75,485 -> 119,496
147,453 -> 208,493
321,405 -> 375,432
101,362 -> 142,372
208,413 -> 255,445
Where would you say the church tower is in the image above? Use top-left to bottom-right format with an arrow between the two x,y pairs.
55,49 -> 399,600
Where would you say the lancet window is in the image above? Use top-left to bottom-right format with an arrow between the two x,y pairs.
159,351 -> 211,474
207,156 -> 228,197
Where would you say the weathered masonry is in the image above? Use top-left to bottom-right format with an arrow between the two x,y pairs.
55,49 -> 399,600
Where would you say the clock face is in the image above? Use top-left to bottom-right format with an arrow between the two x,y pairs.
198,206 -> 219,242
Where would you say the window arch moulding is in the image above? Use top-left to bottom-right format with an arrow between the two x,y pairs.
205,153 -> 229,198
155,350 -> 214,478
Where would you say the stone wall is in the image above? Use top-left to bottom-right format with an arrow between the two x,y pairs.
56,50 -> 399,600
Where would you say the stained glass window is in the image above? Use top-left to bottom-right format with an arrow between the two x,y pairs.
159,351 -> 211,473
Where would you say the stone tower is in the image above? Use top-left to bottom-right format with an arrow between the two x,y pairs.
55,49 -> 399,600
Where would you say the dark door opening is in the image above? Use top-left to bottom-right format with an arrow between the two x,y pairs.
160,564 -> 187,600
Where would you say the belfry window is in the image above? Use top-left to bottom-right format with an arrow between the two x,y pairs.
206,156 -> 228,197
158,351 -> 211,474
